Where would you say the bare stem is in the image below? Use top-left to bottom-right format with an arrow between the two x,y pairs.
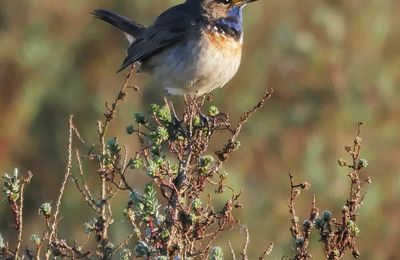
258,242 -> 274,260
15,172 -> 33,257
45,115 -> 74,260
241,226 -> 250,260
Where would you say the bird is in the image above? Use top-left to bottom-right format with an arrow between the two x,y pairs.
92,0 -> 258,96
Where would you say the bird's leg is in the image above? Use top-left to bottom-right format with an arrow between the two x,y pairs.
183,94 -> 192,108
163,97 -> 180,122
164,97 -> 188,139
194,95 -> 208,124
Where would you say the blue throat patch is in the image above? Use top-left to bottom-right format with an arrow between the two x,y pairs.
215,6 -> 244,40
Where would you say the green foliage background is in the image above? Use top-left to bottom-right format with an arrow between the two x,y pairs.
1,0 -> 399,259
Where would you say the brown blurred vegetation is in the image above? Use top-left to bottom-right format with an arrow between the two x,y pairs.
1,0 -> 400,259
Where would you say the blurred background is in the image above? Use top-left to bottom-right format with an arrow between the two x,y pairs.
1,0 -> 399,259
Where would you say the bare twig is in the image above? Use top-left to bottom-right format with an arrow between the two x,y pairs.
15,172 -> 33,257
229,241 -> 237,260
259,242 -> 274,260
45,115 -> 74,260
114,232 -> 137,252
241,226 -> 250,260
97,68 -> 136,244
216,88 -> 273,163
288,123 -> 370,260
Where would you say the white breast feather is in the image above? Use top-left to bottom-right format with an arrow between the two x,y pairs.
143,31 -> 242,96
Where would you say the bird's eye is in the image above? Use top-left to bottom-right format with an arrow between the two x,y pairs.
219,0 -> 231,5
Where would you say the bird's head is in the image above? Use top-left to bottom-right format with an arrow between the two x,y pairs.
200,0 -> 258,21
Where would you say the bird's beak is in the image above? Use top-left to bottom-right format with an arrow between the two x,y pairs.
234,0 -> 258,6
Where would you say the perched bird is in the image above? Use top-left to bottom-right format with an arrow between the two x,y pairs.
92,0 -> 258,96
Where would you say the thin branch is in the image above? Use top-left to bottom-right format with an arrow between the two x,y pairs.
97,67 -> 135,242
114,232 -> 138,252
15,172 -> 33,257
216,88 -> 273,163
259,242 -> 274,260
45,115 -> 74,260
229,241 -> 237,260
241,226 -> 250,260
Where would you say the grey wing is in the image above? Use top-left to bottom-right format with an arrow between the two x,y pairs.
117,3 -> 198,72
117,26 -> 186,72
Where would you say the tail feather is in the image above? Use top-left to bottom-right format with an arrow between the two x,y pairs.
91,9 -> 146,37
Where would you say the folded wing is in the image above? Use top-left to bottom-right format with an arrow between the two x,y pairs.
117,3 -> 198,72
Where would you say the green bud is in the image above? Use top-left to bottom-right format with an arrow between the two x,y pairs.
129,157 -> 142,169
149,127 -> 169,145
106,242 -> 115,250
134,241 -> 151,257
170,164 -> 179,175
322,210 -> 332,221
178,197 -> 186,206
126,125 -> 135,135
220,171 -> 229,179
39,202 -> 52,218
332,249 -> 340,257
208,106 -> 219,116
3,168 -> 20,201
157,105 -> 172,123
107,137 -> 120,154
150,104 -> 160,113
141,184 -> 161,217
146,160 -> 159,177
160,229 -> 170,239
346,220 -> 360,236
189,213 -> 196,222
30,234 -> 41,246
209,247 -> 223,260
303,219 -> 312,229
120,249 -> 132,260
130,190 -> 142,205
84,218 -> 97,234
154,157 -> 165,167
198,155 -> 215,175
193,115 -> 201,126
314,217 -> 323,229
157,127 -> 169,142
233,140 -> 241,149
144,183 -> 156,196
134,112 -> 146,124
337,158 -> 347,167
192,198 -> 202,210
356,159 -> 368,169
199,155 -> 214,166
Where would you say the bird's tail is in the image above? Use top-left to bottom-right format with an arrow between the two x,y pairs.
91,9 -> 146,42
